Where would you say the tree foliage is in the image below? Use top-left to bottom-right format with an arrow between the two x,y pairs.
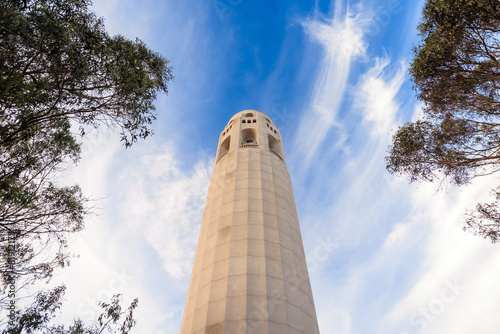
0,0 -> 173,149
3,286 -> 138,334
387,0 -> 500,242
0,0 -> 172,324
411,0 -> 500,116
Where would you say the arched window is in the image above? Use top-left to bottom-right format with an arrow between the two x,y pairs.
252,119 -> 256,123
242,120 -> 246,123
218,136 -> 231,160
241,128 -> 257,145
268,134 -> 283,159
245,113 -> 254,117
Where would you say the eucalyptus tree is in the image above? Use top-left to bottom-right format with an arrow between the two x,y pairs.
0,0 -> 173,317
387,0 -> 500,242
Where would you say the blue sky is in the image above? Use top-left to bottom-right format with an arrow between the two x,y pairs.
49,0 -> 500,333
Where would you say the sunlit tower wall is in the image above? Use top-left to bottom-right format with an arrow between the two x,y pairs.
180,110 -> 320,333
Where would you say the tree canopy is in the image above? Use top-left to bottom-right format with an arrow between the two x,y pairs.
387,0 -> 500,242
0,0 -> 173,149
0,0 -> 173,329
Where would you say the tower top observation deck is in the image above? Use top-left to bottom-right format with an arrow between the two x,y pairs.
216,110 -> 285,165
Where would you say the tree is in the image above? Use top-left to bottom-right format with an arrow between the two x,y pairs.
0,117 -> 87,290
387,0 -> 500,242
2,286 -> 139,334
0,0 -> 172,320
0,0 -> 173,148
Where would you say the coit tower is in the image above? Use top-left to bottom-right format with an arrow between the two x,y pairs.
180,110 -> 320,333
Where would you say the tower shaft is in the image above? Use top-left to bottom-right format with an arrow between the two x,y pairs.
180,110 -> 319,333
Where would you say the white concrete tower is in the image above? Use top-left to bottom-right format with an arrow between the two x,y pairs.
180,110 -> 319,334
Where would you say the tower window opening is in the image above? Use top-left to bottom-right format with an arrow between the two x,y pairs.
241,128 -> 257,146
244,113 -> 255,117
267,123 -> 269,128
274,130 -> 277,134
268,134 -> 282,158
218,136 -> 231,160
223,131 -> 225,136
242,120 -> 246,123
252,119 -> 256,123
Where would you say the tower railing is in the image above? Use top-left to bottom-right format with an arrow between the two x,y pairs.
240,144 -> 259,148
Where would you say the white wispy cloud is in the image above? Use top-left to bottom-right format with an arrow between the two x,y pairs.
355,57 -> 406,138
294,3 -> 368,168
292,2 -> 498,333
297,4 -> 500,330
56,133 -> 213,333
382,177 -> 500,334
292,3 -> 411,333
113,141 -> 212,279
306,54 -> 410,333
